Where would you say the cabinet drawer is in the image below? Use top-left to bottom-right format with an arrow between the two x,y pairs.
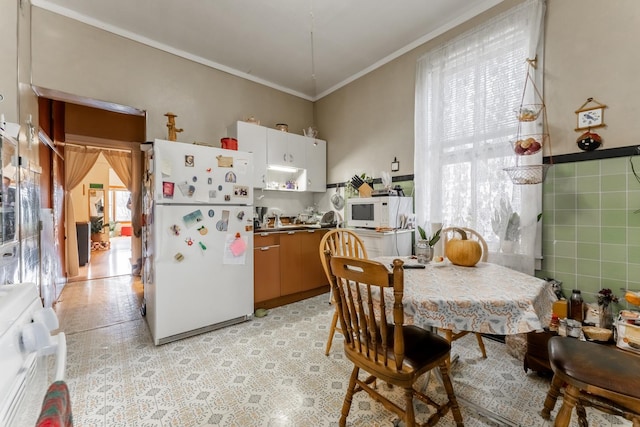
255,233 -> 279,247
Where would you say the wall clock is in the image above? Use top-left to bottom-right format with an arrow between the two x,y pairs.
575,98 -> 606,131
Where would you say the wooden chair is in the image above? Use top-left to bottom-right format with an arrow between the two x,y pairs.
541,337 -> 640,426
440,227 -> 488,360
319,229 -> 368,356
325,254 -> 464,427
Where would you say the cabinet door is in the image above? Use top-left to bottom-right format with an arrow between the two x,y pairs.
229,121 -> 267,189
305,138 -> 326,192
266,128 -> 289,166
279,231 -> 303,296
299,229 -> 328,291
286,133 -> 307,169
254,245 -> 281,303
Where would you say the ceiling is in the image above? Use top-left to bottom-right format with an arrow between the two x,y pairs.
32,0 -> 504,101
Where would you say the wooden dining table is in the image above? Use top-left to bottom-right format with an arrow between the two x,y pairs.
374,256 -> 556,337
374,256 -> 557,426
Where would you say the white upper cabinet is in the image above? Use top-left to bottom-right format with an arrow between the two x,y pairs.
267,128 -> 306,169
227,121 -> 267,189
305,138 -> 326,192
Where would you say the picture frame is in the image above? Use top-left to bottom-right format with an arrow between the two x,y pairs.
575,98 -> 606,131
576,107 -> 604,130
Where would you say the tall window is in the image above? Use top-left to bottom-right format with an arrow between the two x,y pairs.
414,0 -> 545,274
109,189 -> 131,222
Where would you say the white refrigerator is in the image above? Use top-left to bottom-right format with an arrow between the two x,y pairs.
142,139 -> 254,345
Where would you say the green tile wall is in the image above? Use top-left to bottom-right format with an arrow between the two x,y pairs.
539,156 -> 640,309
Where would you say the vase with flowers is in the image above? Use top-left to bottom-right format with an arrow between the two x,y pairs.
597,288 -> 618,330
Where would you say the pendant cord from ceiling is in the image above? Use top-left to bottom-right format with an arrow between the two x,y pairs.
309,0 -> 316,94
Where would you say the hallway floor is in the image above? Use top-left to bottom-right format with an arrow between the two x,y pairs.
52,275 -> 628,426
71,236 -> 132,283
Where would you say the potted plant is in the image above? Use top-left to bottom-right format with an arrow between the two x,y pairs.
416,225 -> 441,263
90,215 -> 105,242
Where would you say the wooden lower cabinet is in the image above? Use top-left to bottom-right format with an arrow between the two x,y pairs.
254,229 -> 329,309
254,233 -> 281,305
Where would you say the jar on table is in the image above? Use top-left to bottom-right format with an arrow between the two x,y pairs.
568,289 -> 584,323
415,240 -> 433,264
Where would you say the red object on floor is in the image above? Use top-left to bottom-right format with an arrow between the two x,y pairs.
121,225 -> 132,236
36,381 -> 73,427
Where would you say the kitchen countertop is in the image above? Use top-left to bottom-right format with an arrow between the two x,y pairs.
254,224 -> 336,233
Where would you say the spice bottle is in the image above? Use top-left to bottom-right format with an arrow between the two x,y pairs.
568,289 -> 584,323
549,313 -> 559,333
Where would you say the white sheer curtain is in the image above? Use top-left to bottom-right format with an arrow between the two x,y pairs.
414,0 -> 545,275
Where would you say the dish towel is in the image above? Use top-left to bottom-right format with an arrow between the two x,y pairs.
36,380 -> 73,427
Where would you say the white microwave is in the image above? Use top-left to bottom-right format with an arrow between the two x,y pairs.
346,197 -> 413,229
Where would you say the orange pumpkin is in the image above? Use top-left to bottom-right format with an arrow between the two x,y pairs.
445,228 -> 482,267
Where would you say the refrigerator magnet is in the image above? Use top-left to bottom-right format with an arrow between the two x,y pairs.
216,155 -> 233,168
224,195 -> 231,201
162,182 -> 175,198
206,168 -> 212,173
236,210 -> 245,220
225,171 -> 237,183
192,176 -> 197,182
233,185 -> 249,197
185,237 -> 194,246
209,190 -> 217,199
178,181 -> 195,197
183,210 -> 204,228
174,252 -> 184,262
198,241 -> 207,251
208,209 -> 215,218
169,224 -> 181,236
216,220 -> 228,231
197,225 -> 208,235
218,185 -> 223,191
185,155 -> 194,167
207,177 -> 213,185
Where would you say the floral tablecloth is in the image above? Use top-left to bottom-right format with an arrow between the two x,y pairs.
374,257 -> 556,335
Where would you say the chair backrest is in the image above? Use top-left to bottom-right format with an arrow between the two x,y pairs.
442,227 -> 488,262
326,254 -> 407,371
319,229 -> 368,283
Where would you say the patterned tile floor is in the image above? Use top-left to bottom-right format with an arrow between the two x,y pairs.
53,276 -> 630,427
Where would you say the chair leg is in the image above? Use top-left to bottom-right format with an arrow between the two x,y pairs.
325,309 -> 339,356
554,384 -> 581,427
474,333 -> 487,358
576,403 -> 588,427
439,361 -> 464,426
340,366 -> 359,427
444,329 -> 454,367
541,374 -> 563,420
404,388 -> 416,427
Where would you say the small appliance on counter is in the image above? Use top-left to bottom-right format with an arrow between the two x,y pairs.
346,196 -> 413,229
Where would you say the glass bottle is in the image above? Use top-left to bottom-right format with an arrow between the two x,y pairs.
568,289 -> 584,323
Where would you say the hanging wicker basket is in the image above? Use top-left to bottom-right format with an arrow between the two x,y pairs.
516,104 -> 545,122
511,133 -> 548,156
503,164 -> 552,185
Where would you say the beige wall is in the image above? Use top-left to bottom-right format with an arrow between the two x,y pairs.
23,1 -> 640,186
316,0 -> 640,185
30,7 -> 314,145
0,0 -> 18,122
